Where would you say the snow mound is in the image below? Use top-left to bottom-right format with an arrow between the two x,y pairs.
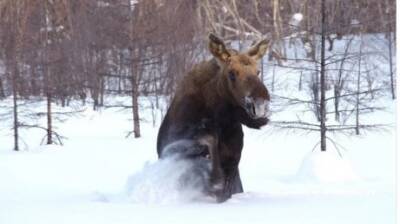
125,155 -> 213,204
296,149 -> 361,183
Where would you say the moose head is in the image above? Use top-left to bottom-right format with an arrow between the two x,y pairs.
208,33 -> 271,120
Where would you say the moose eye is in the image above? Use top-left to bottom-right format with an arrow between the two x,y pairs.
228,71 -> 236,81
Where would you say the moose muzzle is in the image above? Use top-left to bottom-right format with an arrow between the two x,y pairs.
244,97 -> 270,119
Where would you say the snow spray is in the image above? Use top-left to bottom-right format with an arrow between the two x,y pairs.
125,140 -> 215,204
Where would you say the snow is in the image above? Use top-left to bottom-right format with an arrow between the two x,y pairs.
289,13 -> 303,27
0,96 -> 395,224
293,13 -> 303,22
125,155 -> 213,204
296,149 -> 361,183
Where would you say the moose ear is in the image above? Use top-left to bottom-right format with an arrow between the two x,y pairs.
208,33 -> 231,63
247,39 -> 270,61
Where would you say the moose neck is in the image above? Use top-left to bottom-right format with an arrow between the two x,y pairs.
202,60 -> 235,109
198,62 -> 240,128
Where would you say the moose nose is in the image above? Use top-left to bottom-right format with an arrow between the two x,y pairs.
245,97 -> 270,119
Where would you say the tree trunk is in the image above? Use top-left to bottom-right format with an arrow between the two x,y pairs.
100,75 -> 104,107
12,60 -> 19,151
46,90 -> 53,144
298,71 -> 303,91
29,65 -> 38,96
129,2 -> 141,139
61,96 -> 66,107
0,77 -> 5,98
334,85 -> 339,121
44,0 -> 52,145
388,32 -> 395,99
319,0 -> 327,152
355,36 -> 362,135
131,62 -> 141,138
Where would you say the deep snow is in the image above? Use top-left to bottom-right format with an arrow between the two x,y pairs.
0,96 -> 395,224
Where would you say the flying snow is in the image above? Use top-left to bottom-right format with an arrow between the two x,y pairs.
125,142 -> 214,204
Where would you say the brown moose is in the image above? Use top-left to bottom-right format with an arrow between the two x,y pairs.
157,34 -> 270,202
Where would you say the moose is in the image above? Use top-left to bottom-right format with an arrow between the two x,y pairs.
157,34 -> 271,202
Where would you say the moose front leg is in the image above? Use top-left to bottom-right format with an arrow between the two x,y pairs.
227,167 -> 243,194
215,127 -> 244,202
195,133 -> 226,201
216,165 -> 243,202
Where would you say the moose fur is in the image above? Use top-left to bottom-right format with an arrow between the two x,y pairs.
157,34 -> 271,202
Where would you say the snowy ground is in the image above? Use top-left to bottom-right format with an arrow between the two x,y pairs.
0,96 -> 395,224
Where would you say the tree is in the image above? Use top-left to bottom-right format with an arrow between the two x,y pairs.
319,0 -> 327,151
0,0 -> 35,151
271,0 -> 391,152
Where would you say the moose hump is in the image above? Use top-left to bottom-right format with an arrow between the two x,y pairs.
157,33 -> 271,202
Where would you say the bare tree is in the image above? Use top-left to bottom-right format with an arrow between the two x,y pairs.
319,0 -> 327,150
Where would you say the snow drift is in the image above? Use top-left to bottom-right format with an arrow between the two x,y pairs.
296,149 -> 361,183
